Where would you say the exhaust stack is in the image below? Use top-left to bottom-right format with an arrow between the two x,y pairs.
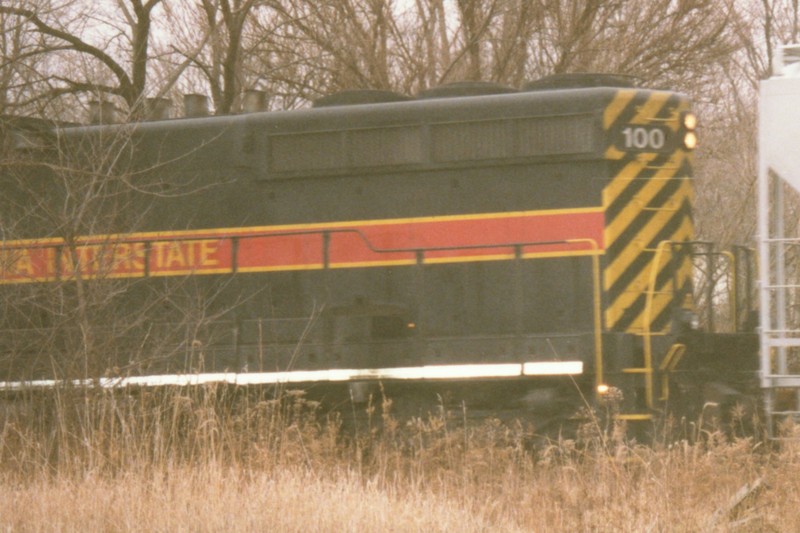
88,101 -> 116,124
183,94 -> 210,118
242,90 -> 267,113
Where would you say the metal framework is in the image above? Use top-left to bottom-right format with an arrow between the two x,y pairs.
758,45 -> 800,437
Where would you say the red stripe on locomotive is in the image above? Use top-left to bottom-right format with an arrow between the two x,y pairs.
0,209 -> 604,282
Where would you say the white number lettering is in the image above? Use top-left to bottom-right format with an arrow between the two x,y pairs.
621,127 -> 666,150
648,128 -> 665,149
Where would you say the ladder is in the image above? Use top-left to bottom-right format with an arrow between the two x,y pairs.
758,237 -> 800,438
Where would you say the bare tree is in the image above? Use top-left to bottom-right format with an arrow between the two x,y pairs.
0,1 -> 38,116
184,0 -> 264,113
264,0 -> 397,93
0,0 -> 165,117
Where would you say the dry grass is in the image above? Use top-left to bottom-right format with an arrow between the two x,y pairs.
0,466 -> 515,532
1,387 -> 799,532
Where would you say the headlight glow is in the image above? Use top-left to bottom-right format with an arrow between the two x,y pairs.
683,131 -> 698,150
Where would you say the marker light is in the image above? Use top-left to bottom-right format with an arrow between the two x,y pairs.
597,383 -> 610,395
683,131 -> 698,150
680,111 -> 698,150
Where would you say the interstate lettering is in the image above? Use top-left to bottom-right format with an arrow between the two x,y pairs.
61,242 -> 146,278
150,240 -> 221,272
0,248 -> 37,278
0,238 -> 227,282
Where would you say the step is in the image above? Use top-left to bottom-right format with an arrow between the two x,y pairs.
764,337 -> 800,348
615,413 -> 653,421
763,329 -> 800,336
768,411 -> 800,417
762,375 -> 800,388
622,367 -> 652,374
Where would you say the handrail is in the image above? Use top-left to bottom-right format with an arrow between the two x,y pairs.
640,240 -> 744,408
689,243 -> 743,333
568,238 -> 604,396
1,227 -> 601,281
732,245 -> 756,332
0,227 -> 597,256
641,240 -> 675,409
658,343 -> 686,401
722,250 -> 737,331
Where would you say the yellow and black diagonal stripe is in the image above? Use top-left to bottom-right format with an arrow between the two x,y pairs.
603,90 -> 694,333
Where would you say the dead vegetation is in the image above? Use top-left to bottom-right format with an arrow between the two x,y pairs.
0,387 -> 798,532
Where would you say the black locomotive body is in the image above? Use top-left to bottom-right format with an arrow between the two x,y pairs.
0,80 -> 758,425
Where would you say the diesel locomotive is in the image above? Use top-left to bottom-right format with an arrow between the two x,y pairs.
0,75 -> 759,428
